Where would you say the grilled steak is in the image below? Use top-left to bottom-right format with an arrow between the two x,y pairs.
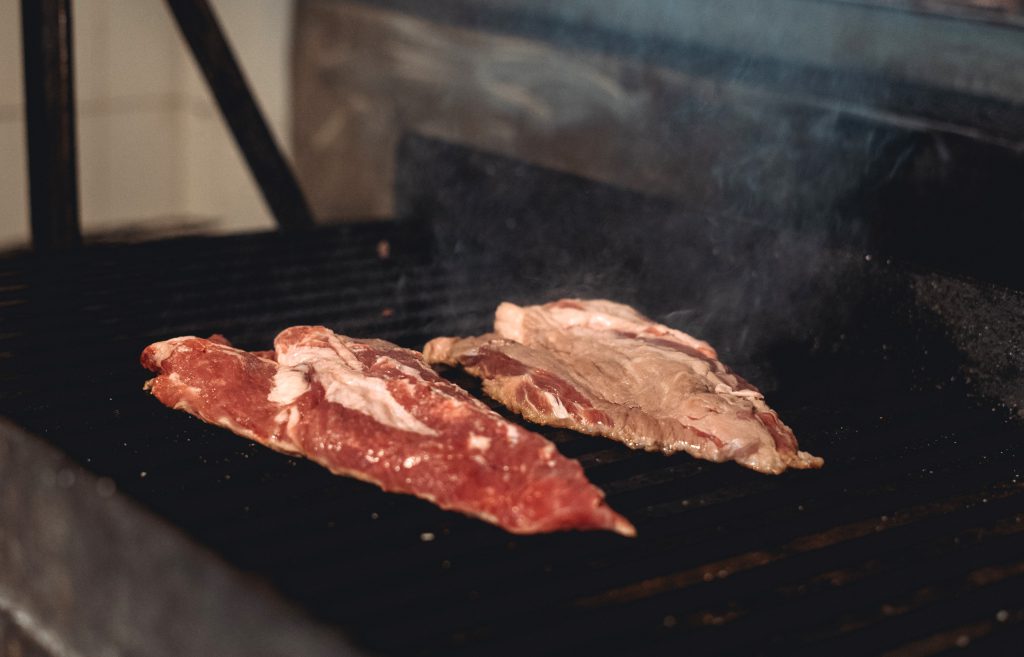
141,326 -> 634,536
424,300 -> 823,474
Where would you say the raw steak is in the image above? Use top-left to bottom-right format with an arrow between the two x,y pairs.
141,326 -> 634,536
424,300 -> 823,474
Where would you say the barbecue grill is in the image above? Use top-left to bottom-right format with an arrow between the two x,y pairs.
2,1 -> 1024,656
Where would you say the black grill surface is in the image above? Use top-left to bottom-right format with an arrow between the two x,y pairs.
1,224 -> 1022,656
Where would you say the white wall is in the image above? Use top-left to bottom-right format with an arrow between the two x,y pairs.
0,0 -> 294,248
0,0 -> 28,246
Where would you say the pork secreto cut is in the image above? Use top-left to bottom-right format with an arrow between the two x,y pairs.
141,326 -> 634,536
424,300 -> 823,475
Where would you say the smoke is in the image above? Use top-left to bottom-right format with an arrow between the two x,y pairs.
386,2 -> 925,361
401,106 -> 893,362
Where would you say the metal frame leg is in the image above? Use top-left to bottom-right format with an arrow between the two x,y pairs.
21,0 -> 81,252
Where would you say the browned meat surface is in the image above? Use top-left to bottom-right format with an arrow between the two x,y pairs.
141,326 -> 634,536
424,300 -> 823,474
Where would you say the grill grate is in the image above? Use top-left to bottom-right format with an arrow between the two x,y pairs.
0,224 -> 1021,656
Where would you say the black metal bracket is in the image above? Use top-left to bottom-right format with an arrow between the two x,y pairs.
165,0 -> 315,232
20,0 -> 314,252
